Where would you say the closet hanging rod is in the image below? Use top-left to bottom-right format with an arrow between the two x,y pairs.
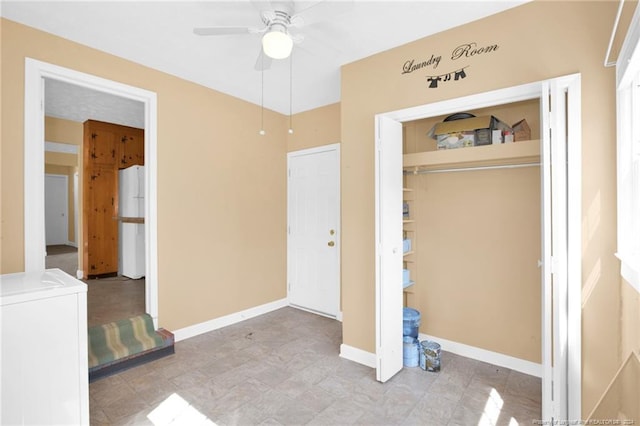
404,162 -> 540,175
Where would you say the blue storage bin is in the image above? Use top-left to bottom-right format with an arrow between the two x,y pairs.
403,269 -> 410,285
403,307 -> 421,338
403,238 -> 412,253
403,336 -> 419,367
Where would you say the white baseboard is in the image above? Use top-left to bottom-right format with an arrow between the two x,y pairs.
420,333 -> 542,378
339,344 -> 376,368
173,298 -> 288,342
336,311 -> 343,322
67,241 -> 78,248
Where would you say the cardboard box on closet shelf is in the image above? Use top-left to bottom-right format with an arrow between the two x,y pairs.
512,119 -> 531,141
436,131 -> 475,150
433,115 -> 513,149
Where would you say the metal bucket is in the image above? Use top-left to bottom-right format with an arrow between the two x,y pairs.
419,340 -> 441,372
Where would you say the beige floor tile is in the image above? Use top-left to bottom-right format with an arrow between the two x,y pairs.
88,306 -> 542,426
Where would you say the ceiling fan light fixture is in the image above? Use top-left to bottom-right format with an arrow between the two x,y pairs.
262,29 -> 293,59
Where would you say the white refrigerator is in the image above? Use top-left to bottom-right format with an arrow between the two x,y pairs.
119,165 -> 145,279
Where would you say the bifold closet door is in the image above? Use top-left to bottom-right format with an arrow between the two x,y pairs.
541,75 -> 581,422
375,116 -> 403,382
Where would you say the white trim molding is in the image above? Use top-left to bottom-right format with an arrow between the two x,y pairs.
419,333 -> 542,378
615,3 -> 640,294
339,344 -> 376,368
173,298 -> 288,342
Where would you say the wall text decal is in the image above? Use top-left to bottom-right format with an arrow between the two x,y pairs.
402,54 -> 442,74
451,42 -> 499,60
401,42 -> 500,89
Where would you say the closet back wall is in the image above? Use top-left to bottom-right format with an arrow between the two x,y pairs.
408,166 -> 541,363
402,99 -> 542,363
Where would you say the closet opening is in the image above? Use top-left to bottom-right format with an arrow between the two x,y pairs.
375,75 -> 582,423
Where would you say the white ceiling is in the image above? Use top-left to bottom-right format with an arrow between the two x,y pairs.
2,0 -> 528,121
45,78 -> 145,128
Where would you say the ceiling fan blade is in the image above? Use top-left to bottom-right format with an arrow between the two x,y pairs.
250,0 -> 275,13
254,48 -> 273,71
193,27 -> 252,36
293,0 -> 353,26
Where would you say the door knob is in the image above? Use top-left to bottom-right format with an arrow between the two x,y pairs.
328,241 -> 335,247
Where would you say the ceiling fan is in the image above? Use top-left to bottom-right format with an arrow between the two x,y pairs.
193,0 -> 350,70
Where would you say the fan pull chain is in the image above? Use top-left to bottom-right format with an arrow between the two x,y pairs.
259,53 -> 266,136
288,51 -> 294,134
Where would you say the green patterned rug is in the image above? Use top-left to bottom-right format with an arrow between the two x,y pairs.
88,313 -> 174,381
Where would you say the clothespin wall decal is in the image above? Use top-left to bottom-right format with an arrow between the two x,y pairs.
425,66 -> 469,88
454,69 -> 467,80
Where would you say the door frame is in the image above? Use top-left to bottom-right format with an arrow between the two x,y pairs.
24,58 -> 160,328
44,173 -> 69,246
287,143 -> 341,319
374,74 -> 581,421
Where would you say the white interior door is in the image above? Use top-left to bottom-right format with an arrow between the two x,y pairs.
45,174 -> 68,246
375,116 -> 404,382
288,144 -> 340,317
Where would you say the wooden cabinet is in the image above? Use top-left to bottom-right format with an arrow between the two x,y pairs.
87,123 -> 118,166
119,127 -> 145,168
83,120 -> 144,278
85,166 -> 118,276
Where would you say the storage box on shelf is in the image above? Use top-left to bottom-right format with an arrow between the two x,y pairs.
513,119 -> 531,142
433,115 -> 512,149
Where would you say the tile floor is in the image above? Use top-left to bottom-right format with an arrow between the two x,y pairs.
85,275 -> 145,327
89,307 -> 541,426
45,245 -> 146,326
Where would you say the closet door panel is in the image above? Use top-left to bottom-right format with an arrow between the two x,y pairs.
375,115 -> 404,382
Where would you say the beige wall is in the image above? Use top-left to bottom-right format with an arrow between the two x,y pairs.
287,103 -> 341,152
1,18 -> 288,331
403,160 -> 541,363
46,116 -> 83,145
340,1 -> 628,417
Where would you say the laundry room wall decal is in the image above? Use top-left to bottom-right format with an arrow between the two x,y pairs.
401,41 -> 499,89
